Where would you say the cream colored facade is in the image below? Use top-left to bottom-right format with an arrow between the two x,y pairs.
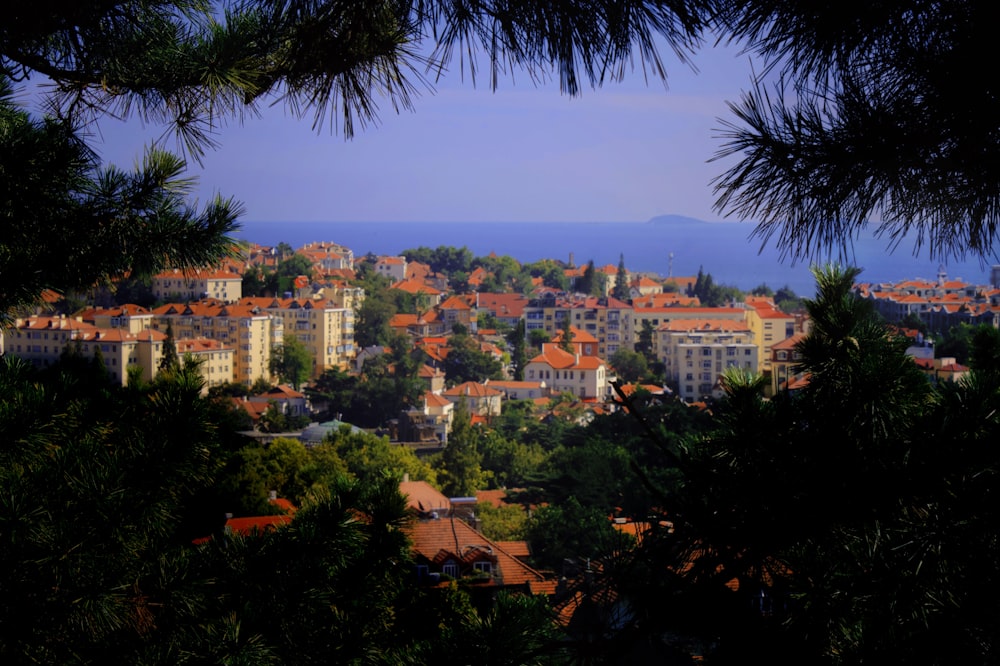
743,297 -> 796,372
3,315 -> 165,386
152,268 -> 243,302
524,344 -> 609,400
242,297 -> 355,376
523,295 -> 633,358
175,338 -> 237,390
657,319 -> 758,402
152,302 -> 279,386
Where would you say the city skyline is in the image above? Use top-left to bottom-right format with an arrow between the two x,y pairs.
88,39 -> 758,225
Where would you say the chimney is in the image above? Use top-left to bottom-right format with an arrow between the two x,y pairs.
403,472 -> 410,483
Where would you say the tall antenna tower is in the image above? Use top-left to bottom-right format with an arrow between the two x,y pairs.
668,252 -> 674,278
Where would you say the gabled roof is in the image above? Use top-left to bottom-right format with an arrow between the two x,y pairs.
400,480 -> 451,514
552,326 -> 599,344
439,295 -> 473,310
406,516 -> 551,588
391,277 -> 443,295
443,381 -> 503,398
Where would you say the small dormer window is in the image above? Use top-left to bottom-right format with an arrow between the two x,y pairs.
473,561 -> 493,575
442,562 -> 459,578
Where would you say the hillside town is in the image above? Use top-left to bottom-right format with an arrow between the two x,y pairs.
5,242 -> 1000,435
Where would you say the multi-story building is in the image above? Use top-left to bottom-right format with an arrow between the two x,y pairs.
657,319 -> 758,402
242,296 -> 355,376
632,305 -> 746,343
152,301 -> 279,386
743,296 -> 797,372
81,304 -> 156,334
152,267 -> 243,302
175,338 -> 236,390
2,315 -> 168,387
523,294 -> 633,358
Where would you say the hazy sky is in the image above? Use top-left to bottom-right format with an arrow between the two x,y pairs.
92,39 -> 759,224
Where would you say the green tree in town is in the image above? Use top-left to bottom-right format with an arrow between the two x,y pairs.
159,320 -> 180,371
506,319 -> 528,381
269,336 -> 312,390
559,310 -> 575,352
443,331 -> 504,385
610,348 -> 650,383
613,253 -> 630,301
439,400 -> 485,497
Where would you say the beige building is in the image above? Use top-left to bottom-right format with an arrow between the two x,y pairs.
175,338 -> 236,390
657,319 -> 758,402
523,295 -> 633,358
152,301 -> 279,386
241,296 -> 355,376
152,267 -> 243,303
743,296 -> 797,372
2,315 -> 167,387
524,343 -> 609,400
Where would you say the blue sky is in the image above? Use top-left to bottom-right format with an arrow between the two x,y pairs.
91,40 -> 758,224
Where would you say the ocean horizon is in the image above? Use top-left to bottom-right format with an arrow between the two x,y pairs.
234,216 -> 1000,298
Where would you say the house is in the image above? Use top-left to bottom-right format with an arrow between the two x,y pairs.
247,384 -> 311,418
152,301 -> 279,386
770,334 -> 808,395
442,381 -> 504,416
405,505 -> 553,594
374,255 -> 407,283
484,379 -> 548,401
438,295 -> 475,331
524,343 -> 610,400
550,326 -> 600,357
912,356 -> 971,385
390,277 -> 444,306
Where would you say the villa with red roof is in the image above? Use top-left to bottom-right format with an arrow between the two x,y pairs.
524,343 -> 610,400
442,381 -> 504,416
374,255 -> 407,283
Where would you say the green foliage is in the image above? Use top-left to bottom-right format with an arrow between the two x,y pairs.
476,502 -> 529,542
479,428 -> 547,489
610,348 -> 650,383
268,337 -> 312,390
353,281 -> 396,348
443,331 -> 504,385
613,253 -> 630,301
439,401 -> 485,497
506,319 -> 528,381
322,425 -> 436,485
690,266 -> 745,306
525,259 -> 570,291
527,497 -> 629,570
0,81 -> 242,319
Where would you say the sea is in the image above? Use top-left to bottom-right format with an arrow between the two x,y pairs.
234,216 -> 1000,298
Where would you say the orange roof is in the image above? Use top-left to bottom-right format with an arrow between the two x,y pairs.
552,326 -> 599,343
443,381 -> 503,398
657,319 -> 751,332
400,480 -> 451,514
391,277 -> 443,295
439,295 -> 473,310
406,517 -> 550,588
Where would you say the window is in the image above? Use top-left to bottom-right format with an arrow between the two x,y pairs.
442,562 -> 459,578
473,562 -> 493,574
